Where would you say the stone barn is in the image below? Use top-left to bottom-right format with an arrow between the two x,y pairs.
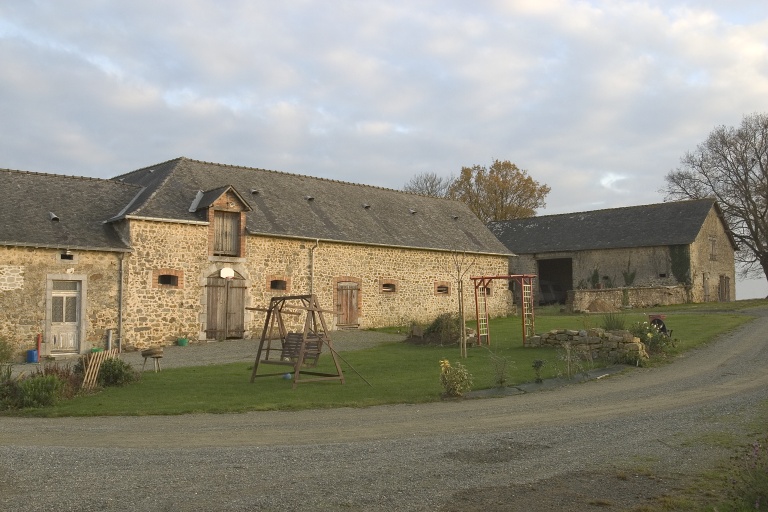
0,157 -> 513,358
488,199 -> 737,310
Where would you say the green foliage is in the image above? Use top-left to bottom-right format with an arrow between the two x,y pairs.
532,359 -> 546,383
622,261 -> 637,286
629,321 -> 676,354
590,268 -> 600,288
0,363 -> 82,410
3,375 -> 63,409
669,245 -> 691,285
0,338 -> 14,363
439,359 -> 473,397
722,435 -> 768,510
486,348 -> 514,388
422,313 -> 461,346
601,312 -> 626,331
97,358 -> 137,387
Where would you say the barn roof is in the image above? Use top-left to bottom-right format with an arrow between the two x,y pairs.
0,168 -> 137,251
488,198 -> 735,254
111,157 -> 511,255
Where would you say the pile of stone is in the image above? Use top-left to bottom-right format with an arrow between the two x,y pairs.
526,328 -> 649,362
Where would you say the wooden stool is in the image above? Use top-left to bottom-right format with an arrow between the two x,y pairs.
141,347 -> 164,372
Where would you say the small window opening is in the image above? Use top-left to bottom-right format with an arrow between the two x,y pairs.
158,274 -> 179,286
658,273 -> 667,278
270,279 -> 288,291
436,285 -> 450,295
59,252 -> 74,261
381,283 -> 397,293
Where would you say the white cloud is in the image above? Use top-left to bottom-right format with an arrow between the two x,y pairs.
1,0 -> 768,296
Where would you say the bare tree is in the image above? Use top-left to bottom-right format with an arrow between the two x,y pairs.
664,112 -> 768,282
403,172 -> 453,197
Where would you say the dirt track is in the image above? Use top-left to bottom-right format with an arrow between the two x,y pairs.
2,309 -> 768,511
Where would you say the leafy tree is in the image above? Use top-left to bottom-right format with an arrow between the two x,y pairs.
403,171 -> 452,197
664,113 -> 768,282
447,159 -> 550,222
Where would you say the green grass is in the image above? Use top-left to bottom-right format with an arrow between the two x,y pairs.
5,300 -> 759,418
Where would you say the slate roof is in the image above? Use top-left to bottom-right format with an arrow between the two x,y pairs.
488,198 -> 735,254
0,168 -> 138,251
112,157 -> 511,255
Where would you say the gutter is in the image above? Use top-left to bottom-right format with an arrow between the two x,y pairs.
310,239 -> 319,295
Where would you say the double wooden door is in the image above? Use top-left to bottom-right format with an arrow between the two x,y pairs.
205,273 -> 246,339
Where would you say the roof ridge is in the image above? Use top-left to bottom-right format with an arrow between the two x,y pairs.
111,157 -> 185,180
180,157 -> 457,201
491,198 -> 714,223
0,166 -> 137,186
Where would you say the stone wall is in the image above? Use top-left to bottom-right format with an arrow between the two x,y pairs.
567,285 -> 689,312
526,327 -> 649,363
120,219 -> 513,349
0,245 -> 121,359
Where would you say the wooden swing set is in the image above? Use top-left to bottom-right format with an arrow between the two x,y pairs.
249,294 -> 345,388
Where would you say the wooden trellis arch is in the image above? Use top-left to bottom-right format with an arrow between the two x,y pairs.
470,274 -> 537,346
249,294 -> 345,388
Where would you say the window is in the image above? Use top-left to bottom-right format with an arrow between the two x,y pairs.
153,269 -> 183,289
709,236 -> 717,261
158,274 -> 179,287
434,281 -> 451,296
380,280 -> 398,293
270,279 -> 287,291
214,211 -> 241,256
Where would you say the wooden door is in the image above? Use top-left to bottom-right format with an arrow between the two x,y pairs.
50,280 -> 81,352
206,273 -> 246,339
337,281 -> 359,327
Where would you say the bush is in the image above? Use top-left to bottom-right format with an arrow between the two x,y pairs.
723,435 -> 768,509
422,313 -> 461,346
601,312 -> 626,331
0,338 -> 15,363
1,374 -> 64,409
629,321 -> 675,354
97,358 -> 137,387
439,359 -> 473,397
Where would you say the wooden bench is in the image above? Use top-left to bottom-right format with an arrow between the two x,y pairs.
281,332 -> 322,367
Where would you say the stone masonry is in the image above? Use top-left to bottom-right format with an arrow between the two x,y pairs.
526,327 -> 649,363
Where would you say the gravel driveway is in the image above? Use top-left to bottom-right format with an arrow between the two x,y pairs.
2,311 -> 768,511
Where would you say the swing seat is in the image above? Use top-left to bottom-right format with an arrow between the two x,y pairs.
282,332 -> 323,367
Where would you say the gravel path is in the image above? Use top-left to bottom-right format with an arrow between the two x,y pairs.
2,312 -> 768,511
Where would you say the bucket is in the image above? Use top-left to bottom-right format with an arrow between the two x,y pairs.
26,349 -> 38,363
177,338 -> 188,347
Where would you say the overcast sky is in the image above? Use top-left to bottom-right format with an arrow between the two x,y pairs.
2,1 -> 767,297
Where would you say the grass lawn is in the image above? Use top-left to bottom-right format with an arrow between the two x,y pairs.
10,299 -> 762,418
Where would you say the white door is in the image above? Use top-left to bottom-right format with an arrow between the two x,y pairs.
50,280 -> 81,352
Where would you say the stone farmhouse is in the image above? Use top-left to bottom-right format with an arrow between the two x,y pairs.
0,157 -> 513,358
488,199 -> 737,310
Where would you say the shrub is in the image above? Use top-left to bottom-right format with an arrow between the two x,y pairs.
35,363 -> 82,399
97,358 -> 137,387
6,374 -> 64,408
486,349 -> 513,388
630,321 -> 675,354
422,313 -> 461,346
439,359 -> 473,397
724,435 -> 768,509
0,337 -> 15,363
601,312 -> 626,331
